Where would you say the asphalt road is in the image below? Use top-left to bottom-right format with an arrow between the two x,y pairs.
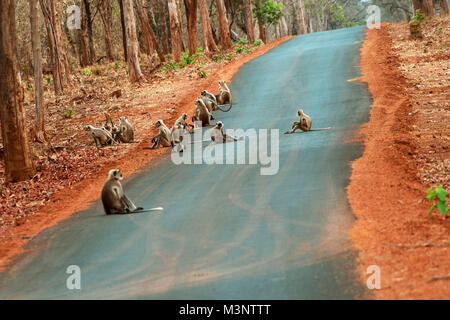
0,26 -> 372,299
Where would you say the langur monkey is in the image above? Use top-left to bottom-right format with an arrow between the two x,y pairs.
171,113 -> 194,133
192,98 -> 213,127
101,169 -> 163,215
210,121 -> 242,143
215,80 -> 233,112
145,120 -> 172,149
118,116 -> 134,143
103,113 -> 120,141
85,125 -> 116,147
284,109 -> 330,134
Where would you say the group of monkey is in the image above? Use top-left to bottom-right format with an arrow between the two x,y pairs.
100,80 -> 329,215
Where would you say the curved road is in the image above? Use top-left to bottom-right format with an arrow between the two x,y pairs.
0,27 -> 371,299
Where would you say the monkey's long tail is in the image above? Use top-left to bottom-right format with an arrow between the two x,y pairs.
215,97 -> 233,112
309,127 -> 331,131
131,207 -> 164,214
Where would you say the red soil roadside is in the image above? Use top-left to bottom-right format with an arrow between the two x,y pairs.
0,36 -> 292,272
348,24 -> 449,299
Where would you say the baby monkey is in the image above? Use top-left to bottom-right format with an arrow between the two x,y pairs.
285,109 -> 330,134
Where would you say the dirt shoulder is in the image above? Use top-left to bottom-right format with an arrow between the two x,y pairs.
348,19 -> 449,299
0,37 -> 292,271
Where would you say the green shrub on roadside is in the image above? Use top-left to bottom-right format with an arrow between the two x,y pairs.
412,9 -> 425,22
426,186 -> 449,216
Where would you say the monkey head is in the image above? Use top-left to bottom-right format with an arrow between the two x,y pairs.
108,169 -> 123,181
155,120 -> 164,128
85,125 -> 93,131
297,109 -> 304,117
201,90 -> 207,96
215,121 -> 224,129
181,113 -> 188,120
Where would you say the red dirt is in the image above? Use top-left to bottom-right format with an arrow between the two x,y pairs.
0,36 -> 293,271
348,24 -> 449,299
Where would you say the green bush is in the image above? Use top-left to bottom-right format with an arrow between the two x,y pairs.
427,186 -> 449,216
412,9 -> 425,22
237,38 -> 249,46
253,40 -> 262,46
81,68 -> 92,76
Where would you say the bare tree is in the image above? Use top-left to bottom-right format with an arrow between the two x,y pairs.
0,0 -> 35,182
412,0 -> 435,16
83,0 -> 96,64
79,0 -> 90,67
122,0 -> 144,82
217,0 -> 232,49
118,0 -> 128,61
40,0 -> 71,94
135,0 -> 165,62
243,0 -> 255,43
168,0 -> 183,61
186,0 -> 198,56
199,0 -> 218,54
99,0 -> 114,61
29,0 -> 45,143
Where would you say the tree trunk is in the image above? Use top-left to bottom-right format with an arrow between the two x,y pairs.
122,0 -> 144,82
216,0 -> 232,49
293,0 -> 307,35
40,0 -> 71,94
198,0 -> 218,54
0,0 -> 35,182
29,0 -> 46,143
243,0 -> 255,43
79,0 -> 90,67
135,0 -> 165,62
118,0 -> 128,61
99,0 -> 114,61
412,0 -> 435,16
176,0 -> 186,51
186,0 -> 198,56
134,0 -> 154,55
83,0 -> 96,64
168,0 -> 183,61
255,0 -> 266,43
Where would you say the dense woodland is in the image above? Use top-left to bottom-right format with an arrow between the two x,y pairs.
0,0 -> 449,183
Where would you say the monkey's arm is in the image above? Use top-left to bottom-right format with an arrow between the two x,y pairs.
121,194 -> 143,212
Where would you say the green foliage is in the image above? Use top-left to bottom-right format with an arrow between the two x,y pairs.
236,47 -> 252,54
27,87 -> 33,91
161,61 -> 179,72
237,38 -> 249,46
253,40 -> 262,46
412,9 -> 425,22
434,27 -> 443,34
63,128 -> 69,135
199,70 -> 209,78
62,108 -> 75,119
45,77 -> 52,84
330,4 -> 355,29
81,68 -> 92,76
426,186 -> 449,216
253,0 -> 283,27
109,62 -> 122,70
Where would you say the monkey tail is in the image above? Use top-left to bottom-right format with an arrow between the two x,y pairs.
215,97 -> 233,112
310,127 -> 331,131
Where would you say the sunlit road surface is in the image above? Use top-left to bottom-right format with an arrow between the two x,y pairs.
0,27 -> 372,299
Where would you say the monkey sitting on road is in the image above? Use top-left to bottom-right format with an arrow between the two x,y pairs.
171,113 -> 194,133
192,98 -> 214,128
85,125 -> 116,148
284,109 -> 330,134
214,80 -> 233,112
145,120 -> 172,149
102,169 -> 143,214
117,116 -> 134,143
210,121 -> 242,144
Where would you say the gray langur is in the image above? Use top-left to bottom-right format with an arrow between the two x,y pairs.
101,169 -> 142,214
145,120 -> 172,149
192,98 -> 214,127
210,121 -> 242,143
284,109 -> 330,134
85,125 -> 116,147
214,80 -> 233,112
118,116 -> 134,143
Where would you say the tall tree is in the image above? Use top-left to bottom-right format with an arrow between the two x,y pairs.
135,0 -> 165,62
243,0 -> 255,43
168,0 -> 183,61
217,0 -> 232,49
83,0 -> 96,64
122,0 -> 144,82
29,0 -> 45,143
293,0 -> 307,35
99,0 -> 114,61
79,0 -> 90,67
0,0 -> 35,182
40,0 -> 71,94
134,0 -> 154,56
118,0 -> 128,61
186,0 -> 198,56
198,0 -> 218,54
412,0 -> 435,16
